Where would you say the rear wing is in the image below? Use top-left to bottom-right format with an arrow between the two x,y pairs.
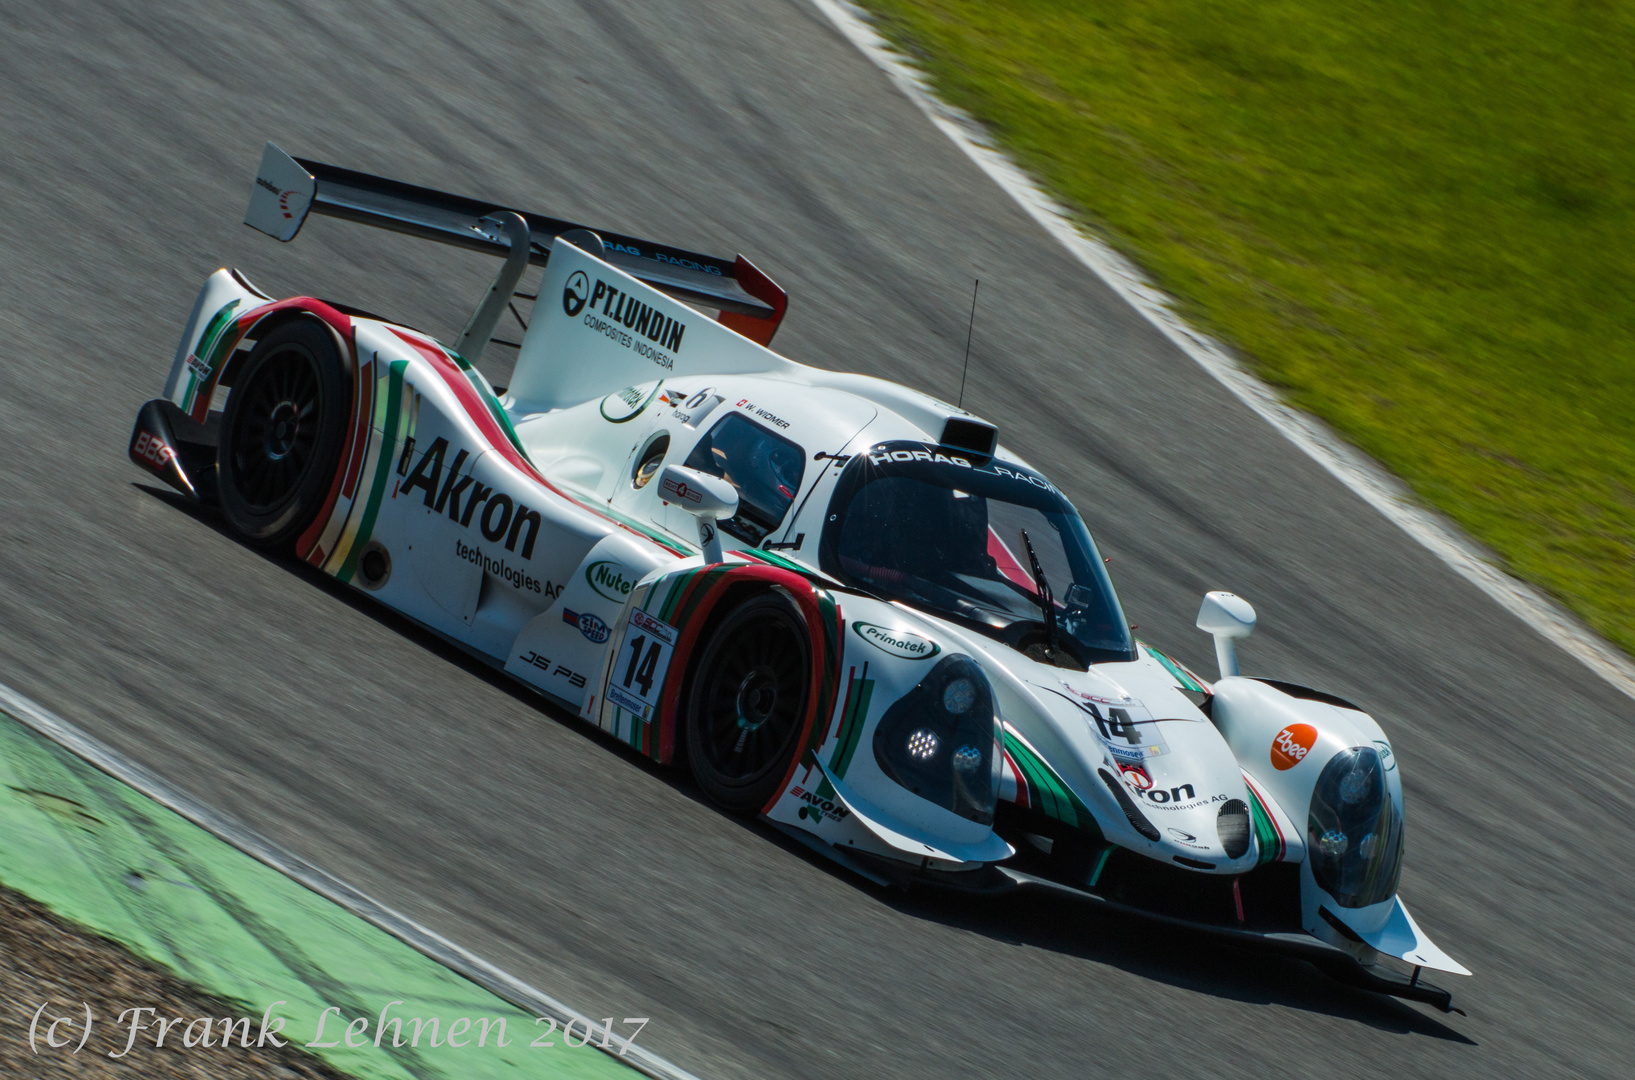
243,142 -> 786,351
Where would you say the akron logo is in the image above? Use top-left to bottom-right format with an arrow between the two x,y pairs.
398,437 -> 542,559
562,270 -> 590,316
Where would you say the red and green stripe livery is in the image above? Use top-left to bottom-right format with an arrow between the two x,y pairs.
1003,724 -> 1092,829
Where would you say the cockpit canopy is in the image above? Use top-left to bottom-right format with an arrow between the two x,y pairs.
681,412 -> 805,544
820,442 -> 1136,666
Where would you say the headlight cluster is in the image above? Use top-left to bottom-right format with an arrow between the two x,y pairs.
1307,746 -> 1404,908
872,655 -> 1002,824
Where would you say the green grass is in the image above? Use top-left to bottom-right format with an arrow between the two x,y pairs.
859,0 -> 1635,654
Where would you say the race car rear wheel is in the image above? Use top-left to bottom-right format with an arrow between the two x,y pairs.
685,590 -> 812,813
218,317 -> 352,551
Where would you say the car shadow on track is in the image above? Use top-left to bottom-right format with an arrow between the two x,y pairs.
138,483 -> 1480,1048
876,886 -> 1477,1043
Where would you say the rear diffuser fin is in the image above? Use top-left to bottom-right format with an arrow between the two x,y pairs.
129,399 -> 218,501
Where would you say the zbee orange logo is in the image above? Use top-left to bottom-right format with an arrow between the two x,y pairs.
1270,724 -> 1317,771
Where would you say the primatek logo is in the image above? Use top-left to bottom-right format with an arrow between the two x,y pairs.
850,621 -> 939,660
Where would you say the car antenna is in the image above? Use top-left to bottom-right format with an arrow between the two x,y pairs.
957,279 -> 979,410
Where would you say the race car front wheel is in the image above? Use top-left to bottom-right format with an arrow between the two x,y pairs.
218,317 -> 352,551
685,590 -> 812,813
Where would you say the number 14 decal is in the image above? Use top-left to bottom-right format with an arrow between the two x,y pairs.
607,609 -> 678,721
624,635 -> 662,695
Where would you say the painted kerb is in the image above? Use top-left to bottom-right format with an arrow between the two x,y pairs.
0,681 -> 704,1080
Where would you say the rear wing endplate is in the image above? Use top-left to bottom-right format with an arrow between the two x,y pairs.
243,142 -> 785,340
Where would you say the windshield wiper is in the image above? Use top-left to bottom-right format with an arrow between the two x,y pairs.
1019,529 -> 1065,662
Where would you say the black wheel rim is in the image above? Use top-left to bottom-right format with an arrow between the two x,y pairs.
697,614 -> 806,783
231,344 -> 324,510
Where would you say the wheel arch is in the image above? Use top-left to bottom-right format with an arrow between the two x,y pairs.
214,309 -> 365,554
217,303 -> 354,401
653,564 -> 843,809
668,577 -> 790,760
181,294 -> 358,427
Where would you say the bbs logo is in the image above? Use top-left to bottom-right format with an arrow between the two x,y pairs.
132,431 -> 175,468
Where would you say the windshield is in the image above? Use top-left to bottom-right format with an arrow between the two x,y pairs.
820,442 -> 1136,665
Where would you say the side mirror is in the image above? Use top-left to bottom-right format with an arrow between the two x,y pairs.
1196,591 -> 1256,679
659,464 -> 739,563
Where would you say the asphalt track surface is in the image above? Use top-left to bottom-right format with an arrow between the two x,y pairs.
1,3 -> 1630,1078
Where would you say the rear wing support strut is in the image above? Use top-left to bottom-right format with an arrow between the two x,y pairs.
453,211 -> 530,366
243,142 -> 787,346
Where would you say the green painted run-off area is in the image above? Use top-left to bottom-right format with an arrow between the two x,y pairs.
0,708 -> 638,1080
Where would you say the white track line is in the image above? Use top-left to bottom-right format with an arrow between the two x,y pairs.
810,0 -> 1635,703
0,681 -> 705,1080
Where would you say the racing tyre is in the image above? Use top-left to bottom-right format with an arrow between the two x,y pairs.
685,590 -> 812,813
218,317 -> 352,550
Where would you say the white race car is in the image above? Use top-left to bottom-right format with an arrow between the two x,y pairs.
131,144 -> 1467,1010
